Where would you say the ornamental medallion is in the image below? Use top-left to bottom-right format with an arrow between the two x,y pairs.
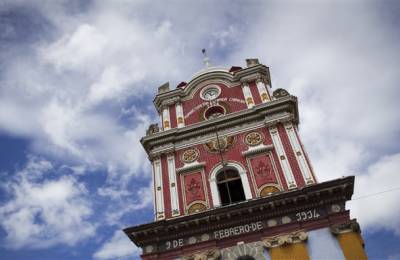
181,148 -> 199,163
244,132 -> 263,146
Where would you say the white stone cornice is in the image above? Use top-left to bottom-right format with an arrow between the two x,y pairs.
176,161 -> 206,174
242,144 -> 274,156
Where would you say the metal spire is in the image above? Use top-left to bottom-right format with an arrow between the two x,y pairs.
202,49 -> 211,68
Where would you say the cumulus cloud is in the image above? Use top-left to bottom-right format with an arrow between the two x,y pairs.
98,183 -> 153,226
0,156 -> 95,249
93,230 -> 141,260
0,0 -> 256,183
349,153 -> 400,234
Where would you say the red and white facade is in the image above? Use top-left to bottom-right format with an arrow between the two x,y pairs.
145,60 -> 316,221
125,59 -> 366,260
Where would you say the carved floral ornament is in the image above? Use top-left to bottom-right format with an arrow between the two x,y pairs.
182,148 -> 199,163
244,131 -> 264,146
204,136 -> 236,153
262,230 -> 308,248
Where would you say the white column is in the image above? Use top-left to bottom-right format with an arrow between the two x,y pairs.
239,170 -> 253,200
242,82 -> 255,108
284,123 -> 315,184
256,79 -> 271,103
167,154 -> 180,216
269,126 -> 297,189
175,103 -> 185,128
162,106 -> 171,130
210,176 -> 220,207
153,158 -> 165,220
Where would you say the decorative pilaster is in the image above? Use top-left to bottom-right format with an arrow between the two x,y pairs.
176,102 -> 185,128
284,122 -> 314,185
269,126 -> 297,189
153,157 -> 165,220
256,78 -> 271,103
162,106 -> 171,130
242,82 -> 255,108
167,153 -> 180,216
330,220 -> 367,260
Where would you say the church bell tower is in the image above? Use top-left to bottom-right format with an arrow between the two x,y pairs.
124,59 -> 368,259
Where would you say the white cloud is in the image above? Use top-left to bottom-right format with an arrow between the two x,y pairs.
99,184 -> 153,226
349,153 -> 400,235
43,23 -> 108,70
93,230 -> 141,260
0,156 -> 96,249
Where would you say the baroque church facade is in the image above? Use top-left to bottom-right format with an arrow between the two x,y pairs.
123,59 -> 368,260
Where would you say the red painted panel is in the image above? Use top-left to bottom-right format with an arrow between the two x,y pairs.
183,172 -> 205,206
248,154 -> 278,188
260,127 -> 289,190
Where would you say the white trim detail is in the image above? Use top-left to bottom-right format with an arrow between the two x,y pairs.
175,103 -> 185,128
209,162 -> 253,207
269,126 -> 297,189
167,154 -> 180,216
284,123 -> 315,185
256,79 -> 270,103
241,82 -> 255,108
153,158 -> 165,220
162,107 -> 171,130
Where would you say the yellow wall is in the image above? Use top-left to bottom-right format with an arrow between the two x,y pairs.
337,232 -> 368,260
269,242 -> 310,260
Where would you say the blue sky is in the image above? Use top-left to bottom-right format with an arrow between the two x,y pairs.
0,0 -> 399,259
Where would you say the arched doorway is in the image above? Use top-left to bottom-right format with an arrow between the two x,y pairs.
216,169 -> 246,206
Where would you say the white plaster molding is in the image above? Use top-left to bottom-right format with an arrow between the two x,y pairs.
176,161 -> 206,174
242,144 -> 274,157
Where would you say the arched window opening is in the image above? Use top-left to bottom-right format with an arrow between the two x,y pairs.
216,169 -> 246,206
236,256 -> 255,260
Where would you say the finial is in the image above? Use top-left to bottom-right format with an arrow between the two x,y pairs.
202,49 -> 211,68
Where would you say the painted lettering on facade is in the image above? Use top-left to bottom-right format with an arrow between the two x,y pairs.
213,221 -> 263,239
184,98 -> 246,119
